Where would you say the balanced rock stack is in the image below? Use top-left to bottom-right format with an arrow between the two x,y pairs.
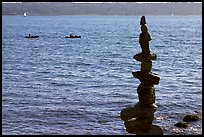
120,16 -> 163,135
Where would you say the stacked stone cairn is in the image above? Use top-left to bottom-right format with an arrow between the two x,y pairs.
120,16 -> 163,135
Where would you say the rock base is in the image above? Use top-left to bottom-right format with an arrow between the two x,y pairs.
142,125 -> 163,135
124,120 -> 163,135
120,102 -> 157,121
124,116 -> 154,133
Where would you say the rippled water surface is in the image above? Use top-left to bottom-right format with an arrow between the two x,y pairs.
2,15 -> 202,135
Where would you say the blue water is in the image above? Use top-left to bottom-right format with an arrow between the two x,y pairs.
2,15 -> 202,135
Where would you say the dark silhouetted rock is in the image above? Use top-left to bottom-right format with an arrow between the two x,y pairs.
139,32 -> 151,56
139,19 -> 152,56
140,16 -> 146,25
141,61 -> 152,72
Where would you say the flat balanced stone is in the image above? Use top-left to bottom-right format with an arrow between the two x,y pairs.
133,52 -> 157,62
132,71 -> 160,85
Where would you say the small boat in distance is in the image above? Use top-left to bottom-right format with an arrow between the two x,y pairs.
25,34 -> 39,38
24,12 -> 27,17
65,34 -> 81,38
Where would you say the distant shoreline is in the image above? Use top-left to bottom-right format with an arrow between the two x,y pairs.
3,2 -> 201,16
2,14 -> 202,16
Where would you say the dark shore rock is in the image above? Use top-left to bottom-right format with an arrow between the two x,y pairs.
174,122 -> 189,128
183,114 -> 200,122
194,110 -> 199,113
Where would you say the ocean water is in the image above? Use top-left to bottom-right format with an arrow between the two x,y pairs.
2,15 -> 202,135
